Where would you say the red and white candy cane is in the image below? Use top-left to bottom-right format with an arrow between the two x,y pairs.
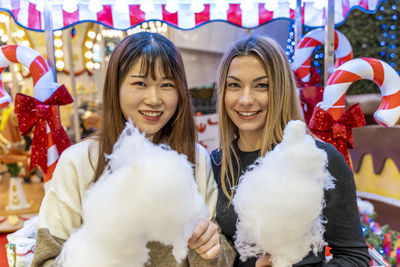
292,29 -> 353,83
318,58 -> 400,127
0,45 -> 67,182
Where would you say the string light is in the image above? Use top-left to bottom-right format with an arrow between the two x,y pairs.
55,49 -> 64,58
378,0 -> 399,75
285,22 -> 295,63
0,14 -> 8,23
56,60 -> 65,70
86,61 -> 94,69
54,39 -> 63,47
16,30 -> 25,38
85,41 -> 94,49
54,30 -> 62,37
88,31 -> 96,39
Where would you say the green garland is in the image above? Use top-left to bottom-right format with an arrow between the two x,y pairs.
361,212 -> 400,266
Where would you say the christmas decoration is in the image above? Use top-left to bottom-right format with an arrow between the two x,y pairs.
316,57 -> 400,127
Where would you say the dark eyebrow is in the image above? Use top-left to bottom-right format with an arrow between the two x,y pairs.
130,75 -> 146,78
254,76 -> 269,82
227,75 -> 240,81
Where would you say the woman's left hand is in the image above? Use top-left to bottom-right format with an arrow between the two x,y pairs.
255,255 -> 273,267
187,218 -> 221,259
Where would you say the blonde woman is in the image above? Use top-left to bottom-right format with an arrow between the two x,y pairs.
211,36 -> 370,267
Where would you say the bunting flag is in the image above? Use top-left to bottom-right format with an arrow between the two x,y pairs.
1,0 -> 381,31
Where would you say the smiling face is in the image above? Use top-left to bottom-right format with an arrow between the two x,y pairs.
119,58 -> 179,137
224,55 -> 269,143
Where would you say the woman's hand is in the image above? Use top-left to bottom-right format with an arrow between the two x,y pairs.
256,254 -> 272,267
187,218 -> 221,259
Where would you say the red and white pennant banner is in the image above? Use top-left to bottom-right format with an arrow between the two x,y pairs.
2,0 -> 380,31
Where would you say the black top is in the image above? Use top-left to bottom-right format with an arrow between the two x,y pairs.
210,140 -> 370,267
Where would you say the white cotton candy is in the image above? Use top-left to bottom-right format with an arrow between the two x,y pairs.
232,120 -> 335,267
56,121 -> 209,267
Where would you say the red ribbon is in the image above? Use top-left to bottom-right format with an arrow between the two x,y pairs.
294,66 -> 322,89
14,84 -> 73,173
294,67 -> 324,125
308,103 -> 366,167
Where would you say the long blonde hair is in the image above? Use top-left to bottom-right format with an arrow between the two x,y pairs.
217,35 -> 303,200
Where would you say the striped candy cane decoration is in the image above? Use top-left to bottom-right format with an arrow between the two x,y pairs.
0,45 -> 63,181
292,29 -> 353,83
319,58 -> 400,127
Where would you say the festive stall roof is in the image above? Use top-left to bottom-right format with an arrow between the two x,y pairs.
0,0 -> 382,31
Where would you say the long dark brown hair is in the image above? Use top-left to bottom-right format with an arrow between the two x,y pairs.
217,36 -> 303,200
91,32 -> 196,182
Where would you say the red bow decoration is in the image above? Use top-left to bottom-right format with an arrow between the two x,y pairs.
294,67 -> 324,125
14,84 -> 73,173
308,103 -> 366,167
294,66 -> 322,89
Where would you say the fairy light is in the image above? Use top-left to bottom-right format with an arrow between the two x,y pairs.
16,30 -> 25,38
378,0 -> 399,75
0,29 -> 5,36
86,61 -> 94,69
85,51 -> 93,59
85,41 -> 94,49
54,30 -> 62,37
0,14 -> 8,23
88,31 -> 96,39
56,60 -> 64,70
285,22 -> 295,63
54,39 -> 63,47
93,62 -> 100,70
1,35 -> 9,42
55,49 -> 64,58
127,22 -> 167,34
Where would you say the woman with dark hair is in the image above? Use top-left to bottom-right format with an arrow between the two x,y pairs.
32,32 -> 235,266
211,35 -> 370,266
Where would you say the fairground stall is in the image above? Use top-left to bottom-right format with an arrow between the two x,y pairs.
0,0 -> 399,266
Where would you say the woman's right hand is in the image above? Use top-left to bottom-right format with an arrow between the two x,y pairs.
255,254 -> 272,267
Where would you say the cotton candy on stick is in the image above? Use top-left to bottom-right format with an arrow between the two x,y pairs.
57,121 -> 209,267
233,120 -> 335,267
